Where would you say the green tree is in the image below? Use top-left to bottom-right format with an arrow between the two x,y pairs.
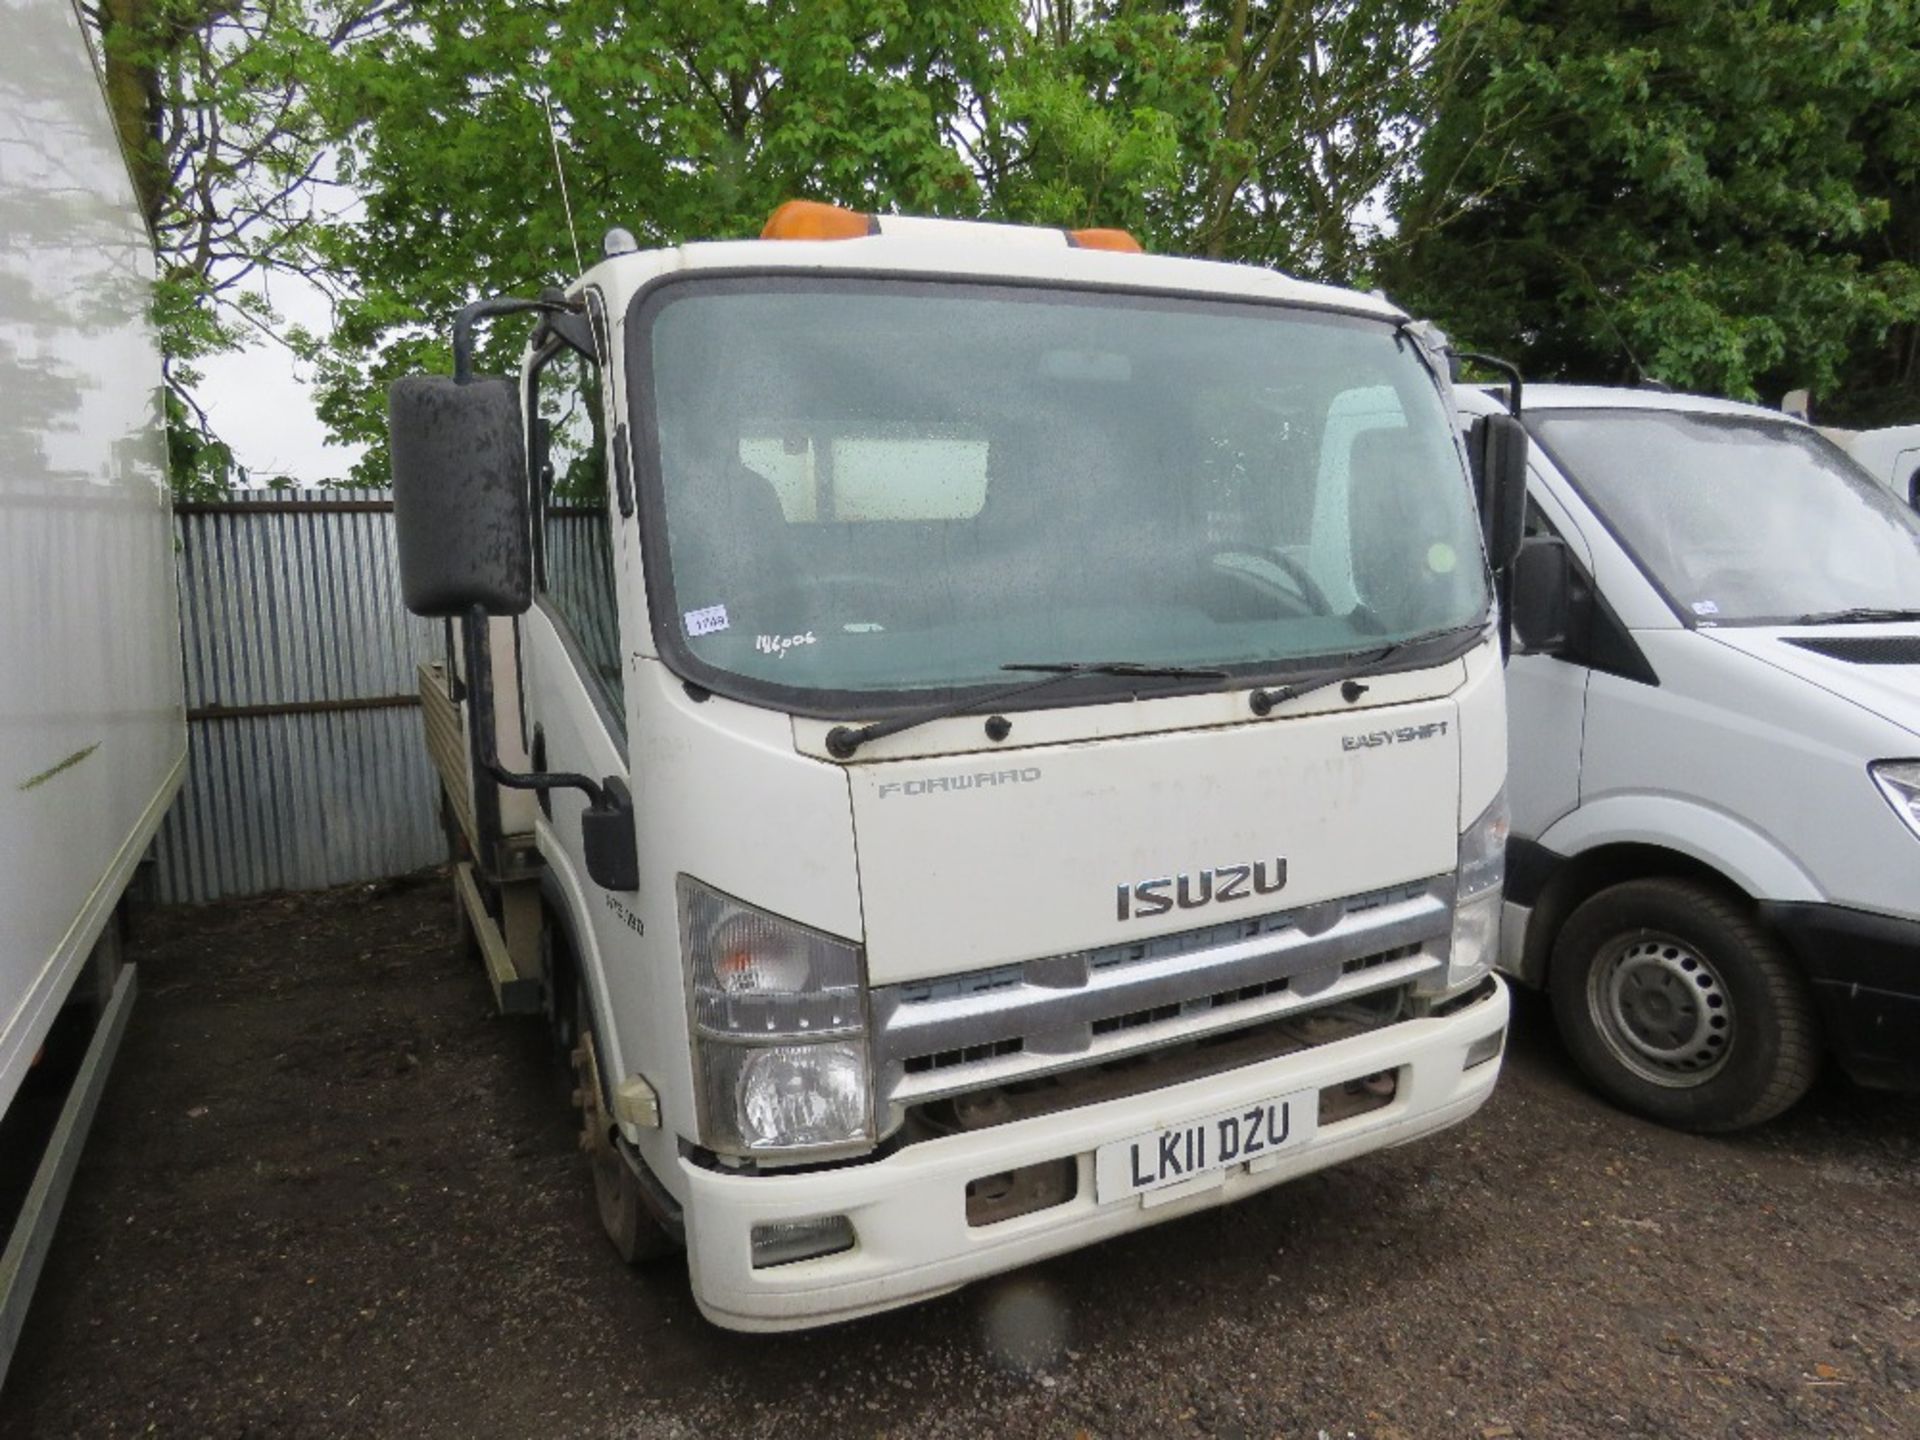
992,2 -> 1457,285
970,2 -> 1222,246
85,0 -> 389,494
1385,0 -> 1920,419
302,0 -> 1028,483
1180,0 -> 1456,283
303,1 -> 1463,475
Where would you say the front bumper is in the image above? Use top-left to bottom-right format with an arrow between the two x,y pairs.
677,977 -> 1508,1331
1763,902 -> 1920,1090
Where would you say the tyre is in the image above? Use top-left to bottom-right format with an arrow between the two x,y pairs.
572,987 -> 679,1263
1548,877 -> 1820,1132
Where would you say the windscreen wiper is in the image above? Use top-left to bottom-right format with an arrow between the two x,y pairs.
1247,624 -> 1485,717
824,661 -> 1229,758
1788,606 -> 1920,626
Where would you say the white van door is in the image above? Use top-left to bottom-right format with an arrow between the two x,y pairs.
1507,488 -> 1593,837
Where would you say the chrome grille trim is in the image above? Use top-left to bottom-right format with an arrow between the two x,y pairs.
873,876 -> 1454,1116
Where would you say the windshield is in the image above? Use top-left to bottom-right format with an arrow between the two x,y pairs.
1529,408 -> 1920,626
636,278 -> 1487,706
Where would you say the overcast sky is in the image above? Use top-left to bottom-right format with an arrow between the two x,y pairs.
197,266 -> 364,487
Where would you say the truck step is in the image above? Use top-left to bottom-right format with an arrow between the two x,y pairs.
453,862 -> 543,1016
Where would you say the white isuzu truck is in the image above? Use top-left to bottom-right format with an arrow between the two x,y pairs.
1488,383 -> 1920,1131
0,0 -> 186,1387
392,202 -> 1525,1330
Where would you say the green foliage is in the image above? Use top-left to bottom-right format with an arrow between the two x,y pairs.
87,0 -> 384,494
979,5 -> 1222,243
304,0 -> 1029,483
127,0 -> 1920,485
1176,0 -> 1453,283
302,1 -> 1462,479
1385,0 -> 1920,418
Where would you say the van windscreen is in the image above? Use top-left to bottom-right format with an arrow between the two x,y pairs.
1530,408 -> 1920,627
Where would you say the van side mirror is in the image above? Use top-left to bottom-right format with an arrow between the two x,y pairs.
1470,412 -> 1529,573
389,374 -> 531,617
1511,536 -> 1573,654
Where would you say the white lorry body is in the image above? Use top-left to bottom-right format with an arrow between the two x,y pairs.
409,211 -> 1513,1329
1483,384 -> 1920,1130
0,0 -> 184,1131
0,0 -> 185,1381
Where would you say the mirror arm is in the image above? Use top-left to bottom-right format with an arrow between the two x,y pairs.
1456,351 -> 1523,416
461,605 -> 606,810
452,294 -> 582,386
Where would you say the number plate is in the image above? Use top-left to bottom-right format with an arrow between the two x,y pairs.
1094,1089 -> 1317,1204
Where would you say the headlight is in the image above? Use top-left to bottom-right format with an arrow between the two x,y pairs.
1429,787 -> 1507,994
1870,760 -> 1920,840
680,877 -> 874,1156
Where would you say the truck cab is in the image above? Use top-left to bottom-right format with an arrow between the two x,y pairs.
1485,384 -> 1920,1130
394,205 -> 1518,1330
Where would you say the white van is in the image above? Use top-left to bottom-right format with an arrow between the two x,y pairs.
1472,383 -> 1920,1130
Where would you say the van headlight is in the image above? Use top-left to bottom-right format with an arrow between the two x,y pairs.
680,877 -> 874,1156
1869,760 -> 1920,840
1428,788 -> 1507,994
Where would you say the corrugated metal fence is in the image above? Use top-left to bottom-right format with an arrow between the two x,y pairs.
152,490 -> 447,903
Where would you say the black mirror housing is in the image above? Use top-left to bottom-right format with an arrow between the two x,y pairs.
1511,536 -> 1574,654
582,777 -> 639,891
1471,412 -> 1529,573
389,374 -> 532,617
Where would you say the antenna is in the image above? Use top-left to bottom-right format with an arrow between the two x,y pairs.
540,90 -> 584,275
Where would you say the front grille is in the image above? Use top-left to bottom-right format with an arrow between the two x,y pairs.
1785,635 -> 1920,665
903,1036 -> 1023,1075
870,876 -> 1453,1127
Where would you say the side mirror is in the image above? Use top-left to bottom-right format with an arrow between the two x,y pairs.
1511,536 -> 1573,654
581,778 -> 639,892
1470,412 -> 1529,573
389,374 -> 531,617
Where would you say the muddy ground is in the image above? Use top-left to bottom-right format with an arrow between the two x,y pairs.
1,873 -> 1914,1439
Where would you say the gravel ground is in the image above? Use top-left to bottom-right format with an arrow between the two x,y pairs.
1,873 -> 1914,1440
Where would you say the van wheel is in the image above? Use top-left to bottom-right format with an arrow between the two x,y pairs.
1548,877 -> 1819,1132
571,990 -> 679,1263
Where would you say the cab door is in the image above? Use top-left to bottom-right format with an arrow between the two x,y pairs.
521,295 -> 632,895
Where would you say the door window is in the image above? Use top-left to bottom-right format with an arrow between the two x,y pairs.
535,345 -> 623,728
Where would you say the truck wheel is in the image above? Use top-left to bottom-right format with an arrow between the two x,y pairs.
572,990 -> 679,1263
1548,877 -> 1820,1131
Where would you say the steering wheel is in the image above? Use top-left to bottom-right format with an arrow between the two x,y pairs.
809,572 -> 899,620
1205,548 -> 1334,618
710,572 -> 897,633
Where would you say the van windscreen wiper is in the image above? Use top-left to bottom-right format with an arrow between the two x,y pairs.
824,660 -> 1229,758
1788,606 -> 1920,626
1247,624 -> 1485,717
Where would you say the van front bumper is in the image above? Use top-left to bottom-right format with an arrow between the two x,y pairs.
675,977 -> 1508,1331
1764,902 -> 1920,1090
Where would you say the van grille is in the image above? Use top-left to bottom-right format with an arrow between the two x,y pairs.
1786,635 -> 1920,665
